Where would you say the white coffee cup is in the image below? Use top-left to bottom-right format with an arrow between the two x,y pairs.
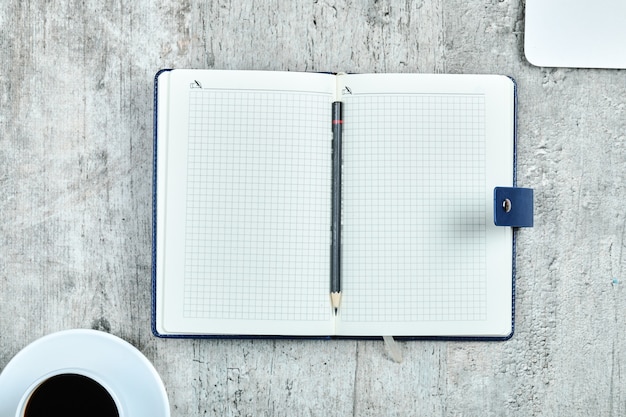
0,329 -> 168,417
15,368 -> 123,417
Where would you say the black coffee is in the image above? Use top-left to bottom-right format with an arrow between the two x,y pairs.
24,373 -> 119,417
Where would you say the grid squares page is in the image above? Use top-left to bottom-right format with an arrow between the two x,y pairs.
183,89 -> 331,324
156,71 -> 514,337
340,93 -> 487,327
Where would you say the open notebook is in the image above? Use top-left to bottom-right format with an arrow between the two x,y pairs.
153,70 -> 526,339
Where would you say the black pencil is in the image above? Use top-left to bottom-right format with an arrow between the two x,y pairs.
331,101 -> 343,313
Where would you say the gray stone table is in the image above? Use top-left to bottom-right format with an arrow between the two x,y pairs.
1,1 -> 624,415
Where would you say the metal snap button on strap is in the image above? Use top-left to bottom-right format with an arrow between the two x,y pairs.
493,187 -> 534,227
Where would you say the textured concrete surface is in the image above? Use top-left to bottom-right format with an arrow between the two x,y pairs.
1,1 -> 625,416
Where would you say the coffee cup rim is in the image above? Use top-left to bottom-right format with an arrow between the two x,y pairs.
16,368 -> 124,417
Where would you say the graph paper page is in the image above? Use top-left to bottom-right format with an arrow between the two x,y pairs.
336,74 -> 515,337
155,70 -> 335,336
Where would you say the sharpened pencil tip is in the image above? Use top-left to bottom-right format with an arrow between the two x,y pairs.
330,292 -> 342,312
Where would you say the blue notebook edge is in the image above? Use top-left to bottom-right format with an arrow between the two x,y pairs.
150,71 -> 520,342
151,69 -> 171,340
509,75 -> 519,342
